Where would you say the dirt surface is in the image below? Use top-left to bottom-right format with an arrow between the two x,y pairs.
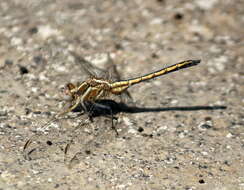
0,0 -> 243,189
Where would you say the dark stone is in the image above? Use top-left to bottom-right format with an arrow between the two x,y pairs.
199,179 -> 205,184
33,55 -> 43,64
174,13 -> 184,20
19,66 -> 29,74
138,127 -> 144,132
4,59 -> 13,66
29,27 -> 38,34
46,141 -> 53,146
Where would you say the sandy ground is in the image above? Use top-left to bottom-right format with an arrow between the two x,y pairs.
0,0 -> 243,189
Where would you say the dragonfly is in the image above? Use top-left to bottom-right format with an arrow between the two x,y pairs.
58,54 -> 200,133
23,52 -> 200,153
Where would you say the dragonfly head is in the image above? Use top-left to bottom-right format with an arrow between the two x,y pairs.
63,83 -> 77,100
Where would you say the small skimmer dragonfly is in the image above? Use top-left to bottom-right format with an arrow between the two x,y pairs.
59,52 -> 200,133
24,52 -> 200,152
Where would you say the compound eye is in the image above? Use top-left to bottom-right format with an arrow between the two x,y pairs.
67,83 -> 75,91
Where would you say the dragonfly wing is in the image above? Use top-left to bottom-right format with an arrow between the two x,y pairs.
69,51 -> 107,78
105,54 -> 134,105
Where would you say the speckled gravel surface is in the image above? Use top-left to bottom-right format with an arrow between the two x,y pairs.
0,0 -> 243,189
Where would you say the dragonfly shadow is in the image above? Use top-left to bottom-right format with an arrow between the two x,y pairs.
65,99 -> 227,168
77,99 -> 227,118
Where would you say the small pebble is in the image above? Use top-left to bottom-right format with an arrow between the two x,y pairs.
0,110 -> 7,116
199,179 -> 205,184
33,55 -> 44,64
4,59 -> 13,66
138,127 -> 144,133
46,141 -> 53,146
28,26 -> 38,34
19,66 -> 29,75
226,133 -> 233,138
174,13 -> 184,20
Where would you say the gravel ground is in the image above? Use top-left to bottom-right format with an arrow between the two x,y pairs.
0,0 -> 243,189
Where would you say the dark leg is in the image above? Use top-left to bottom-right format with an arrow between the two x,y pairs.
81,101 -> 89,114
81,101 -> 94,123
92,102 -> 118,136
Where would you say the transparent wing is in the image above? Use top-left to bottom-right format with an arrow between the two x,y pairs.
69,51 -> 122,81
105,54 -> 134,104
69,51 -> 107,78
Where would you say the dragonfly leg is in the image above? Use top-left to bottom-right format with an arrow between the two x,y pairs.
81,101 -> 88,113
58,96 -> 81,117
60,86 -> 93,117
92,102 -> 118,136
